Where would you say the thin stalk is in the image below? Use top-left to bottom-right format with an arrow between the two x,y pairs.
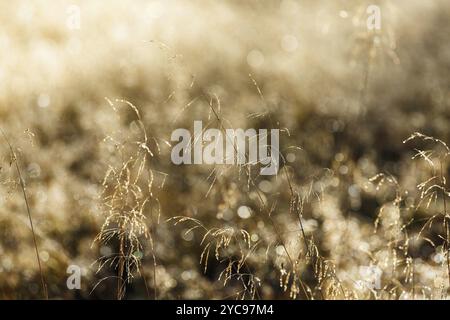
149,219 -> 158,300
440,159 -> 450,291
0,128 -> 48,299
117,234 -> 125,300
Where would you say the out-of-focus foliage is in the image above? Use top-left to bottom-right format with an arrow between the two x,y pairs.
0,0 -> 449,299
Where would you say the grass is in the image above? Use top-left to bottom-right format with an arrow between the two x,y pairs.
0,0 -> 449,300
0,128 -> 48,300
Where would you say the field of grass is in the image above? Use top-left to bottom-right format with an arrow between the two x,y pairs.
0,0 -> 449,300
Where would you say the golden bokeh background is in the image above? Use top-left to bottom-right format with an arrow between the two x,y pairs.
0,0 -> 449,299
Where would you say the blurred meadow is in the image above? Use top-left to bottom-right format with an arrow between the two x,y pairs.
0,0 -> 449,299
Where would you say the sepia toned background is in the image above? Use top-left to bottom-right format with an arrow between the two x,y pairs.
0,0 -> 449,299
